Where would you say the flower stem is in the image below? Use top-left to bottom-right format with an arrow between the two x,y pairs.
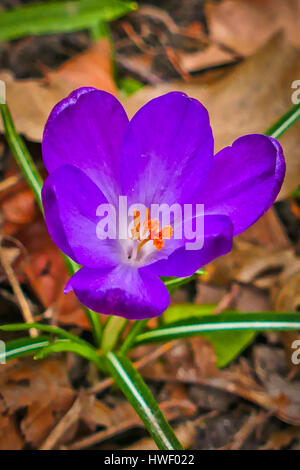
119,318 -> 149,354
0,103 -> 102,347
101,316 -> 128,353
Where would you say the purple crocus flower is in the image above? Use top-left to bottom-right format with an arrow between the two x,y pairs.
41,88 -> 285,320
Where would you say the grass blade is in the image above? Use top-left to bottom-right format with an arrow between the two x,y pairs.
135,312 -> 300,345
103,352 -> 184,450
162,269 -> 205,294
265,103 -> 300,139
0,322 -> 90,347
101,316 -> 128,353
34,340 -> 103,369
1,335 -> 51,362
162,304 -> 255,368
0,0 -> 137,42
119,319 -> 148,355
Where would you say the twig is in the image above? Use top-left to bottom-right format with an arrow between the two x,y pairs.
68,398 -> 195,450
229,411 -> 258,450
68,419 -> 138,450
136,5 -> 180,35
120,21 -> 149,52
162,40 -> 191,81
0,174 -> 22,193
214,283 -> 240,314
0,236 -> 38,336
40,395 -> 83,450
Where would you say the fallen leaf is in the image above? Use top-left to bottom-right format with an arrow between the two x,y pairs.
179,44 -> 238,73
2,189 -> 37,225
124,34 -> 300,198
253,345 -> 300,425
0,38 -> 117,142
48,38 -> 116,93
238,208 -> 291,249
273,271 -> 300,312
124,420 -> 197,450
260,427 -> 300,450
199,207 -> 293,289
17,218 -> 89,327
0,397 -> 24,450
0,357 -> 75,447
206,0 -> 300,56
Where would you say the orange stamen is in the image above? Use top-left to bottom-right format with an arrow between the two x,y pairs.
153,239 -> 164,251
133,208 -> 173,254
161,226 -> 173,239
131,209 -> 141,240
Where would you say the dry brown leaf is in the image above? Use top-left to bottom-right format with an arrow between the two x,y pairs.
260,427 -> 300,450
237,208 -> 291,250
253,345 -> 300,425
205,0 -> 300,56
274,271 -> 300,312
0,38 -> 117,142
81,398 -> 114,429
179,44 -> 237,73
124,35 -> 300,199
17,219 -> 89,327
190,337 -> 219,377
48,39 -> 116,94
199,206 -> 292,289
0,397 -> 24,450
0,357 -> 75,447
142,355 -> 300,425
2,189 -> 38,225
124,421 -> 197,450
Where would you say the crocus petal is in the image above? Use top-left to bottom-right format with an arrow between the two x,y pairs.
66,264 -> 170,320
42,165 -> 121,268
141,214 -> 233,277
42,87 -> 129,204
196,134 -> 285,235
120,92 -> 214,207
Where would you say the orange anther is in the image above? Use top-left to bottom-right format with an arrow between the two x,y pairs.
131,210 -> 141,240
153,239 -> 164,251
161,226 -> 173,239
132,207 -> 173,254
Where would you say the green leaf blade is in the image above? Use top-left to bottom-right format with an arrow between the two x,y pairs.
0,0 -> 137,42
135,312 -> 300,346
103,352 -> 183,450
162,269 -> 205,294
265,103 -> 300,139
34,340 -> 103,369
161,304 -> 255,367
0,322 -> 90,347
1,335 -> 50,362
101,316 -> 128,353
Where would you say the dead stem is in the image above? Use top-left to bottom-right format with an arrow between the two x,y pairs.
0,236 -> 38,336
